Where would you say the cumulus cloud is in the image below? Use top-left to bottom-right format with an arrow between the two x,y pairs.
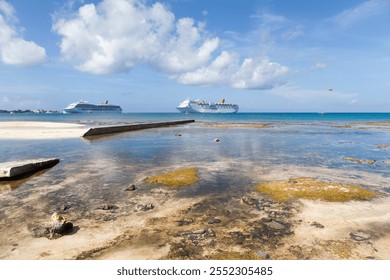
54,0 -> 288,90
0,0 -> 46,66
176,53 -> 288,90
230,58 -> 288,90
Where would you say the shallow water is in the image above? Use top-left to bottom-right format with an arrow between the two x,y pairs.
1,121 -> 389,197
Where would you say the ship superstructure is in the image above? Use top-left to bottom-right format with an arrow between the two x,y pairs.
176,98 -> 238,113
63,100 -> 122,113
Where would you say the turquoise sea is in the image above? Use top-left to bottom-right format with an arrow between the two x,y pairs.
1,112 -> 390,124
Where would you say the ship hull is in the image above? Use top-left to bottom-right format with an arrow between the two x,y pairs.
176,106 -> 238,113
63,101 -> 122,114
176,99 -> 238,114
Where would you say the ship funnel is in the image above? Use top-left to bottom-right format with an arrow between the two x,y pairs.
219,99 -> 225,104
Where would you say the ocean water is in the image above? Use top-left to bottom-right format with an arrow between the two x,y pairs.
1,112 -> 390,196
1,112 -> 390,124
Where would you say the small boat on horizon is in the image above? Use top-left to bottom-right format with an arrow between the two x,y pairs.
176,98 -> 239,114
63,100 -> 122,114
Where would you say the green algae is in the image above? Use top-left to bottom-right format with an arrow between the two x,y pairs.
255,177 -> 376,202
144,168 -> 199,188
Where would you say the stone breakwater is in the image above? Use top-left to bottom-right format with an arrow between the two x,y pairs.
83,120 -> 195,137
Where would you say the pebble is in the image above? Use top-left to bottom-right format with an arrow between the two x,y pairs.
241,196 -> 258,206
58,205 -> 69,212
350,230 -> 371,241
125,184 -> 137,191
266,221 -> 286,230
311,222 -> 325,229
135,203 -> 154,212
208,218 -> 222,224
102,204 -> 115,210
177,218 -> 194,226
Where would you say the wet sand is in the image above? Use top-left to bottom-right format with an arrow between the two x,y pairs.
0,121 -> 389,260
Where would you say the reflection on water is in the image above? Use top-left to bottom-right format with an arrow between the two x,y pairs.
0,123 -> 389,195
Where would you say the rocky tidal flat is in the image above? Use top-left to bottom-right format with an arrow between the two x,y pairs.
0,121 -> 389,260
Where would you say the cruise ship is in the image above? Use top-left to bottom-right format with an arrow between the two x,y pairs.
176,98 -> 238,113
63,100 -> 122,113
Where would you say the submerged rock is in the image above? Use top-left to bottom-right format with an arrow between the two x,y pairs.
375,144 -> 388,150
144,168 -> 199,188
255,177 -> 376,202
343,157 -> 376,165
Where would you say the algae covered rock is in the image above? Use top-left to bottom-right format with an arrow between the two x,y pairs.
144,168 -> 199,188
255,177 -> 376,202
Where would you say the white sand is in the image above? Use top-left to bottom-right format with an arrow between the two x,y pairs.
0,122 -> 89,139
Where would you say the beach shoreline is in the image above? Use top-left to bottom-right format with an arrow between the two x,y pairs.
0,119 -> 389,259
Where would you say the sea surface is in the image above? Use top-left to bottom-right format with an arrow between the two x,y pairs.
1,112 -> 390,124
1,112 -> 390,196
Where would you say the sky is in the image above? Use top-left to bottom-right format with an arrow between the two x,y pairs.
0,0 -> 389,112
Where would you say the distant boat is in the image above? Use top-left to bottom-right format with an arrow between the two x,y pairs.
63,100 -> 122,113
176,98 -> 239,114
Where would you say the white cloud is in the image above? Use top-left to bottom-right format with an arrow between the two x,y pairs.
176,51 -> 238,86
54,0 -> 288,90
175,54 -> 289,90
0,0 -> 46,66
231,58 -> 288,90
54,0 -> 218,75
332,0 -> 389,27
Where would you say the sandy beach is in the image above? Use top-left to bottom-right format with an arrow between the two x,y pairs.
0,122 -> 88,139
0,120 -> 389,260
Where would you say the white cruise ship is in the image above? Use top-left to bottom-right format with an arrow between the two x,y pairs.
63,100 -> 122,113
176,98 -> 238,114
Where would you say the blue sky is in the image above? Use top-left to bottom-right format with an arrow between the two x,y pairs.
0,0 -> 389,112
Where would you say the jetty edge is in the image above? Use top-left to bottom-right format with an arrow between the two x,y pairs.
0,158 -> 60,179
82,119 -> 195,137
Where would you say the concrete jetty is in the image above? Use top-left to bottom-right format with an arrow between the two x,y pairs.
0,158 -> 60,179
83,119 -> 195,137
